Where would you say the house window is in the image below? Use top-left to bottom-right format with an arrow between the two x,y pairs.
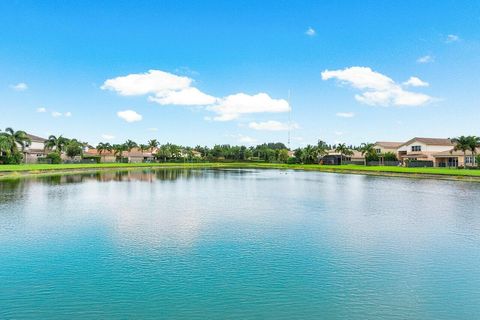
411,145 -> 422,152
375,148 -> 381,154
465,156 -> 474,164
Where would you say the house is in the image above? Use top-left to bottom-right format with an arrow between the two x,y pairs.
397,138 -> 453,164
84,149 -> 117,163
372,141 -> 403,155
433,148 -> 479,168
23,134 -> 47,163
127,148 -> 155,163
321,150 -> 364,165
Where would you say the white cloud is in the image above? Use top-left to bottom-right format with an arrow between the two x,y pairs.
445,34 -> 460,43
102,70 -> 191,96
147,127 -> 158,132
403,76 -> 429,87
336,112 -> 355,118
64,112 -> 72,117
148,87 -> 217,106
117,110 -> 142,122
36,107 -> 47,113
334,131 -> 344,136
305,27 -> 316,36
51,111 -> 62,117
104,70 -> 290,121
101,134 -> 115,140
417,55 -> 434,64
10,82 -> 28,91
321,66 -> 433,107
248,120 -> 298,131
208,93 -> 290,121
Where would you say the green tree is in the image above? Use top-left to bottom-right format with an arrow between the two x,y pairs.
147,139 -> 159,152
124,140 -> 138,152
0,127 -> 31,155
301,145 -> 319,164
359,142 -> 375,165
112,144 -> 127,161
278,149 -> 289,163
467,136 -> 480,166
66,139 -> 83,159
44,135 -> 69,153
451,136 -> 471,169
335,143 -> 354,165
96,142 -> 112,155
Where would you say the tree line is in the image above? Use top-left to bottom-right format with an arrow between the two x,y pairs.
1,127 -> 479,166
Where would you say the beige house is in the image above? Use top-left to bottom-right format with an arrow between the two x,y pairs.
433,148 -> 479,167
397,138 -> 453,163
23,134 -> 47,163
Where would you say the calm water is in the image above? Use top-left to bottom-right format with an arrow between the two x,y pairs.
1,169 -> 479,319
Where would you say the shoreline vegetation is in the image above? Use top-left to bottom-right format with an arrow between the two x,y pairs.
2,162 -> 480,182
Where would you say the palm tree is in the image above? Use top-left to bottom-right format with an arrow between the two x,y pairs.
317,140 -> 329,158
0,134 -> 12,156
44,135 -> 69,153
147,139 -> 159,152
112,144 -> 127,161
0,127 -> 31,155
124,140 -> 137,152
96,142 -> 112,155
451,136 -> 471,168
467,136 -> 480,167
301,145 -> 319,164
139,144 -> 150,154
156,144 -> 171,162
359,142 -> 375,166
335,143 -> 354,165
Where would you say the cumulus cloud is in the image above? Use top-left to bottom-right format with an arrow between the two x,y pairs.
336,112 -> 355,118
102,70 -> 191,96
208,93 -> 290,121
101,134 -> 115,140
305,27 -> 316,36
37,107 -> 47,113
10,82 -> 28,91
51,111 -> 62,117
445,34 -> 460,43
249,120 -> 298,131
148,87 -> 217,106
117,110 -> 142,122
64,112 -> 72,117
417,55 -> 434,64
103,69 -> 291,121
321,66 -> 433,107
403,76 -> 429,87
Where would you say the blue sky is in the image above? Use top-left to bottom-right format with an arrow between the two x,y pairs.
1,0 -> 479,147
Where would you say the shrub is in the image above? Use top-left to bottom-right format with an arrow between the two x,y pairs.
46,152 -> 62,164
1,152 -> 23,164
383,152 -> 398,161
287,157 -> 299,164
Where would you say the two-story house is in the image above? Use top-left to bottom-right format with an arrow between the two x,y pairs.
397,138 -> 453,164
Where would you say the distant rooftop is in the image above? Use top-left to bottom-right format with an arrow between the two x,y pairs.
26,133 -> 47,142
374,141 -> 404,148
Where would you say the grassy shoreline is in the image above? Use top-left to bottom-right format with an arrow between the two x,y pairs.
1,162 -> 480,182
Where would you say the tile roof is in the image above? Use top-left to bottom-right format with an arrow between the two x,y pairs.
400,137 -> 453,147
433,148 -> 480,157
26,133 -> 46,142
374,141 -> 403,148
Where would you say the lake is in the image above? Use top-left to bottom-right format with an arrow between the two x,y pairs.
1,168 -> 479,319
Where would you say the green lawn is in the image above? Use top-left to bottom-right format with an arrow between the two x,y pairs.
1,162 -> 480,178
